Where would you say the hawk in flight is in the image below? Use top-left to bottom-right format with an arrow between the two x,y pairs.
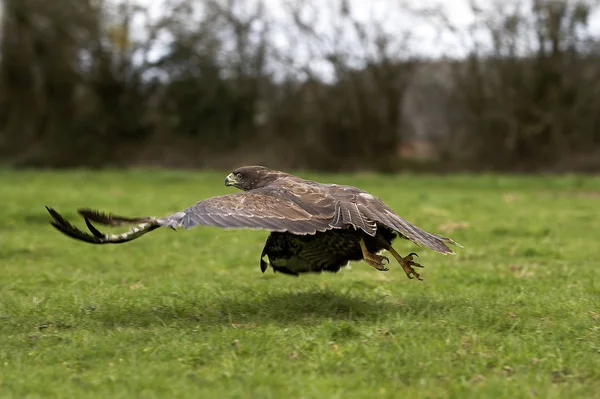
46,166 -> 461,280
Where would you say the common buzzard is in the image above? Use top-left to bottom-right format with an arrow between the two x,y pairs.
46,166 -> 461,280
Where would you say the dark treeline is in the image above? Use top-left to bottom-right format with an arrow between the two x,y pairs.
1,0 -> 599,172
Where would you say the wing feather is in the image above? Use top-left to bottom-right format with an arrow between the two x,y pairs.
330,201 -> 377,236
160,191 -> 333,235
357,201 -> 459,254
47,173 -> 460,254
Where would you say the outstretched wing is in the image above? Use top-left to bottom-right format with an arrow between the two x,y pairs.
46,176 -> 461,254
162,191 -> 333,234
46,206 -> 160,244
310,183 -> 461,254
355,197 -> 461,254
46,189 -> 336,244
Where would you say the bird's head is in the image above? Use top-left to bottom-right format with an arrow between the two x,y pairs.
224,166 -> 285,191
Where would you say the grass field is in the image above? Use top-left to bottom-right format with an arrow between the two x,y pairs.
1,169 -> 599,398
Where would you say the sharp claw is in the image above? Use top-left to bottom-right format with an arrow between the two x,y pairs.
409,270 -> 422,280
408,252 -> 419,258
374,263 -> 389,272
364,253 -> 390,272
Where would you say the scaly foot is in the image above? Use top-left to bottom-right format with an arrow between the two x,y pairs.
359,237 -> 389,271
386,246 -> 425,281
397,252 -> 423,280
364,253 -> 390,272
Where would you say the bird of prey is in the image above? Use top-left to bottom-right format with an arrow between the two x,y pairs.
46,166 -> 461,280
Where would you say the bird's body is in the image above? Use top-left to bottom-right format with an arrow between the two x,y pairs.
262,227 -> 397,275
46,166 -> 461,280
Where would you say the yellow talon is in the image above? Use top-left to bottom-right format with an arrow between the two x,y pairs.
387,247 -> 424,281
359,237 -> 389,271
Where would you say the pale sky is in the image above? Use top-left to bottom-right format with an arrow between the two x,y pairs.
123,0 -> 600,80
129,0 -> 486,55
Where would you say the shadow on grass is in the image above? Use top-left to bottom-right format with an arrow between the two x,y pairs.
91,289 -> 466,329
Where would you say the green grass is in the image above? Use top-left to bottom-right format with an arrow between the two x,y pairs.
1,169 -> 599,398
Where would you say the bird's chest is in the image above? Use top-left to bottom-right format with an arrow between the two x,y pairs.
264,230 -> 360,263
268,255 -> 312,273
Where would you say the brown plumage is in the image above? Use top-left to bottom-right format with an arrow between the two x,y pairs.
46,166 -> 461,280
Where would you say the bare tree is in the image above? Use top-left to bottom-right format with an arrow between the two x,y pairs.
2,0 -> 599,171
436,0 -> 600,170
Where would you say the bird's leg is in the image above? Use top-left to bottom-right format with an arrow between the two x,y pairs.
359,237 -> 389,272
387,246 -> 424,281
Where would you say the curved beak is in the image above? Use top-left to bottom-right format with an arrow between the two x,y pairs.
224,173 -> 237,187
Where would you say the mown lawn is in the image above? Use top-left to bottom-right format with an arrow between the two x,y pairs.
1,169 -> 599,398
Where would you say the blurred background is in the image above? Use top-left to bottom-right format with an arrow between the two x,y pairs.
1,0 -> 599,173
